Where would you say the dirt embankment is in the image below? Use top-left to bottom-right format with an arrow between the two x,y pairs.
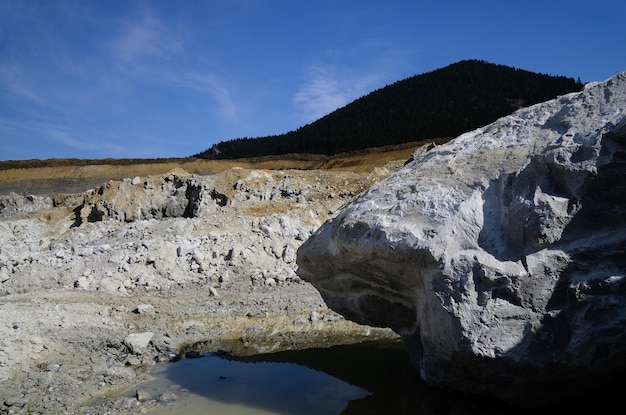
0,140 -> 447,196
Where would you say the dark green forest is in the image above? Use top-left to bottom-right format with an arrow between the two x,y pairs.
193,60 -> 584,160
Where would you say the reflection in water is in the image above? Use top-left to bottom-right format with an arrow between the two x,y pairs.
140,339 -> 622,415
218,339 -> 445,415
159,350 -> 368,414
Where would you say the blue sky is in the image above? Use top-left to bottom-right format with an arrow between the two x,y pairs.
1,0 -> 624,161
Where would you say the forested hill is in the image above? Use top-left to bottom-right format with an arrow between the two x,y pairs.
194,60 -> 584,160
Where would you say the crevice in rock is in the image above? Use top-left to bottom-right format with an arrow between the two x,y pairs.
183,184 -> 202,218
70,205 -> 83,228
210,188 -> 228,207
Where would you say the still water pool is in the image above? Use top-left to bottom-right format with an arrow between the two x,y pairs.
130,339 -> 620,415
134,339 -> 444,414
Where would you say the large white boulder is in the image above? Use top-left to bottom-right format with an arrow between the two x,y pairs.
297,71 -> 626,407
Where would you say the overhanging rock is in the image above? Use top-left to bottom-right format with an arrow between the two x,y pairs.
296,70 -> 626,407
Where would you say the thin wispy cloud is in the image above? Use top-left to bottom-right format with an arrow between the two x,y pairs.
0,64 -> 46,106
49,129 -> 128,156
105,11 -> 237,121
110,12 -> 182,64
293,66 -> 379,122
175,72 -> 237,120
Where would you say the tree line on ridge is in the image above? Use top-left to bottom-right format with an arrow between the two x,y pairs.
193,60 -> 584,160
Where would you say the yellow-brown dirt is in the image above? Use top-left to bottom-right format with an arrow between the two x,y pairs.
0,140 -> 449,192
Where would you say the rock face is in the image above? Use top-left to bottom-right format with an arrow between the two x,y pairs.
296,71 -> 626,407
0,160 -> 402,413
0,166 -> 383,297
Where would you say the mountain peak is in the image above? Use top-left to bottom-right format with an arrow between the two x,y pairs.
195,61 -> 583,159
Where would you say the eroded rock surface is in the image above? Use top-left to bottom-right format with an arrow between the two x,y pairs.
297,71 -> 626,407
0,165 -> 398,414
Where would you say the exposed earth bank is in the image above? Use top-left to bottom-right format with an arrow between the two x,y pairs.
0,144 -> 422,414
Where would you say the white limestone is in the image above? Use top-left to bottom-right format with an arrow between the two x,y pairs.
297,70 -> 626,407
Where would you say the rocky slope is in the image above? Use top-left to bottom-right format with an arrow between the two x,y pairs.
0,155 -> 408,414
297,70 -> 626,407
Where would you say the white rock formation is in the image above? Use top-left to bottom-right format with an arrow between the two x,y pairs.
0,164 -> 395,313
297,71 -> 626,407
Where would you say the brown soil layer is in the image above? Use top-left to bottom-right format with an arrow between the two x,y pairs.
0,140 -> 447,195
